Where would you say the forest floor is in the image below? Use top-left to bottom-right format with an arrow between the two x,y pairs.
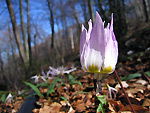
0,24 -> 150,113
0,57 -> 150,113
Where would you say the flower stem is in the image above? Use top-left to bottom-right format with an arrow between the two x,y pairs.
94,73 -> 103,95
114,70 -> 136,113
94,78 -> 97,92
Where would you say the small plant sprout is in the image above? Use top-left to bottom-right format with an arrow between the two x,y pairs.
106,84 -> 117,99
5,93 -> 13,103
31,74 -> 47,83
48,66 -> 76,76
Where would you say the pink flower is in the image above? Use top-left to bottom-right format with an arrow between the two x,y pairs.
80,12 -> 118,74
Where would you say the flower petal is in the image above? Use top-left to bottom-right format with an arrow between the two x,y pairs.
102,15 -> 118,74
110,13 -> 113,31
87,19 -> 92,41
80,24 -> 87,55
89,11 -> 105,59
49,66 -> 59,75
80,25 -> 88,69
84,46 -> 103,73
64,68 -> 76,74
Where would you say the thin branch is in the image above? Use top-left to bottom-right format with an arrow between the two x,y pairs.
114,70 -> 136,113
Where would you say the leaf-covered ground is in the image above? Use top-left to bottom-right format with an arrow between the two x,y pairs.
0,54 -> 150,113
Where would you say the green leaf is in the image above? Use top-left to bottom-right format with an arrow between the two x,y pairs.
145,71 -> 150,77
127,56 -> 132,61
48,98 -> 53,102
121,73 -> 141,81
0,91 -> 8,97
69,80 -> 82,86
67,75 -> 82,86
97,103 -> 105,113
60,96 -> 68,102
96,95 -> 106,113
47,78 -> 58,96
97,95 -> 107,105
57,78 -> 64,82
39,82 -> 49,87
23,81 -> 43,98
68,75 -> 74,80
120,76 -> 128,81
57,83 -> 64,89
1,94 -> 6,102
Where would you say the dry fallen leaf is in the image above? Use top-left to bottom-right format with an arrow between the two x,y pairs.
39,105 -> 52,113
118,104 -> 148,113
13,100 -> 24,111
126,88 -> 143,94
108,99 -> 124,110
115,81 -> 129,89
108,102 -> 117,113
147,84 -> 150,90
75,103 -> 86,112
68,106 -> 76,113
136,79 -> 148,85
142,98 -> 150,107
39,102 -> 62,113
119,111 -> 132,113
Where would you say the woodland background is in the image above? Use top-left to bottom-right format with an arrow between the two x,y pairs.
0,0 -> 150,91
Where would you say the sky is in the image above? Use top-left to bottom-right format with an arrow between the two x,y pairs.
0,0 -> 85,37
0,0 -> 85,61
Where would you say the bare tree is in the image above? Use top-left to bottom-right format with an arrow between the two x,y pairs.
69,27 -> 74,51
6,0 -> 28,65
47,0 -> 55,48
20,0 -> 29,60
87,0 -> 95,23
97,0 -> 108,22
0,49 -> 8,89
8,23 -> 20,88
80,0 -> 88,24
143,0 -> 150,22
26,0 -> 32,66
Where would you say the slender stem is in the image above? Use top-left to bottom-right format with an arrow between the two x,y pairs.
114,70 -> 136,113
94,78 -> 97,92
94,73 -> 103,95
97,80 -> 102,94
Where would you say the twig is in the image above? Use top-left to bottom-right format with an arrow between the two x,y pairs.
114,70 -> 136,113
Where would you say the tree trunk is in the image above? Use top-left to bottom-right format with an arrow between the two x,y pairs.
20,0 -> 29,60
47,0 -> 55,48
8,23 -> 20,90
26,0 -> 32,66
143,0 -> 150,22
0,50 -> 8,89
121,0 -> 128,34
134,0 -> 145,22
80,0 -> 88,27
6,0 -> 28,65
6,48 -> 14,87
70,4 -> 81,43
34,34 -> 37,58
97,0 -> 108,22
87,0 -> 95,23
70,27 -> 74,51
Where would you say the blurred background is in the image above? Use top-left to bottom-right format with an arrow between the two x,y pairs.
0,0 -> 150,90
